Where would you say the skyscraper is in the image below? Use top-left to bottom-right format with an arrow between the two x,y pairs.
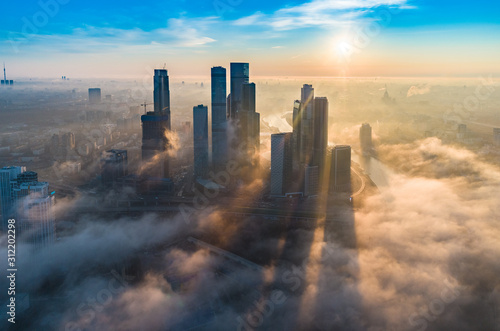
12,179 -> 55,249
0,166 -> 25,232
88,88 -> 101,104
271,133 -> 293,196
292,100 -> 302,172
230,63 -> 249,119
1,168 -> 55,248
101,149 -> 128,185
360,123 -> 372,152
330,145 -> 351,192
141,69 -> 171,178
300,84 -> 314,165
237,82 -> 260,161
211,66 -> 228,173
193,105 -> 209,178
313,97 -> 328,171
153,69 -> 170,115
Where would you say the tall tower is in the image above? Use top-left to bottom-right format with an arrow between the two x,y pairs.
141,69 -> 171,178
330,145 -> 351,192
3,63 -> 6,82
230,63 -> 249,119
313,97 -> 328,172
238,82 -> 260,161
193,105 -> 209,178
292,100 -> 302,172
153,69 -> 170,117
300,84 -> 314,165
271,133 -> 293,196
360,123 -> 372,152
211,66 -> 228,173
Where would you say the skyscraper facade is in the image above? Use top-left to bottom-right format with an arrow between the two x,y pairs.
270,133 -> 293,196
330,145 -> 351,192
12,180 -> 55,249
237,82 -> 260,163
292,100 -> 302,172
300,84 -> 314,165
313,97 -> 328,171
153,69 -> 170,115
193,105 -> 209,178
0,168 -> 55,248
230,63 -> 249,119
141,69 -> 172,178
211,66 -> 228,173
0,166 -> 25,232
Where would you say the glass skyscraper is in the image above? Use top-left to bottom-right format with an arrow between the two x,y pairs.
211,66 -> 228,173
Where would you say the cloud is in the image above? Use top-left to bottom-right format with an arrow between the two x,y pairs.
407,84 -> 431,97
234,0 -> 413,31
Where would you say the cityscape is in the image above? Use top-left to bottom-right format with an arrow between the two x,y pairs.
1,0 -> 500,330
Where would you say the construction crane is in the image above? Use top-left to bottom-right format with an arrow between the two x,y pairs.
141,102 -> 153,113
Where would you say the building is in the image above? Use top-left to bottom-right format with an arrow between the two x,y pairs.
330,145 -> 351,192
493,128 -> 500,145
101,149 -> 128,185
211,66 -> 228,173
0,166 -> 26,232
304,165 -> 319,197
0,168 -> 55,248
229,63 -> 249,119
313,97 -> 328,171
193,105 -> 209,178
299,84 -> 315,165
153,69 -> 170,114
88,88 -> 101,104
270,133 -> 293,196
141,69 -> 171,178
360,123 -> 372,152
238,83 -> 260,156
292,100 -> 302,172
13,180 -> 55,249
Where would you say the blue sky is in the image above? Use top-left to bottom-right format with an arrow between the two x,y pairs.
1,0 -> 499,77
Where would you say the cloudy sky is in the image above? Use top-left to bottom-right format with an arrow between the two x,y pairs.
1,0 -> 499,78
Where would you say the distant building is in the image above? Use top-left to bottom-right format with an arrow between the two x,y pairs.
193,105 -> 209,178
330,145 -> 351,192
270,133 -> 293,196
88,88 -> 101,104
493,128 -> 500,146
360,123 -> 373,152
101,149 -> 128,185
211,66 -> 228,173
